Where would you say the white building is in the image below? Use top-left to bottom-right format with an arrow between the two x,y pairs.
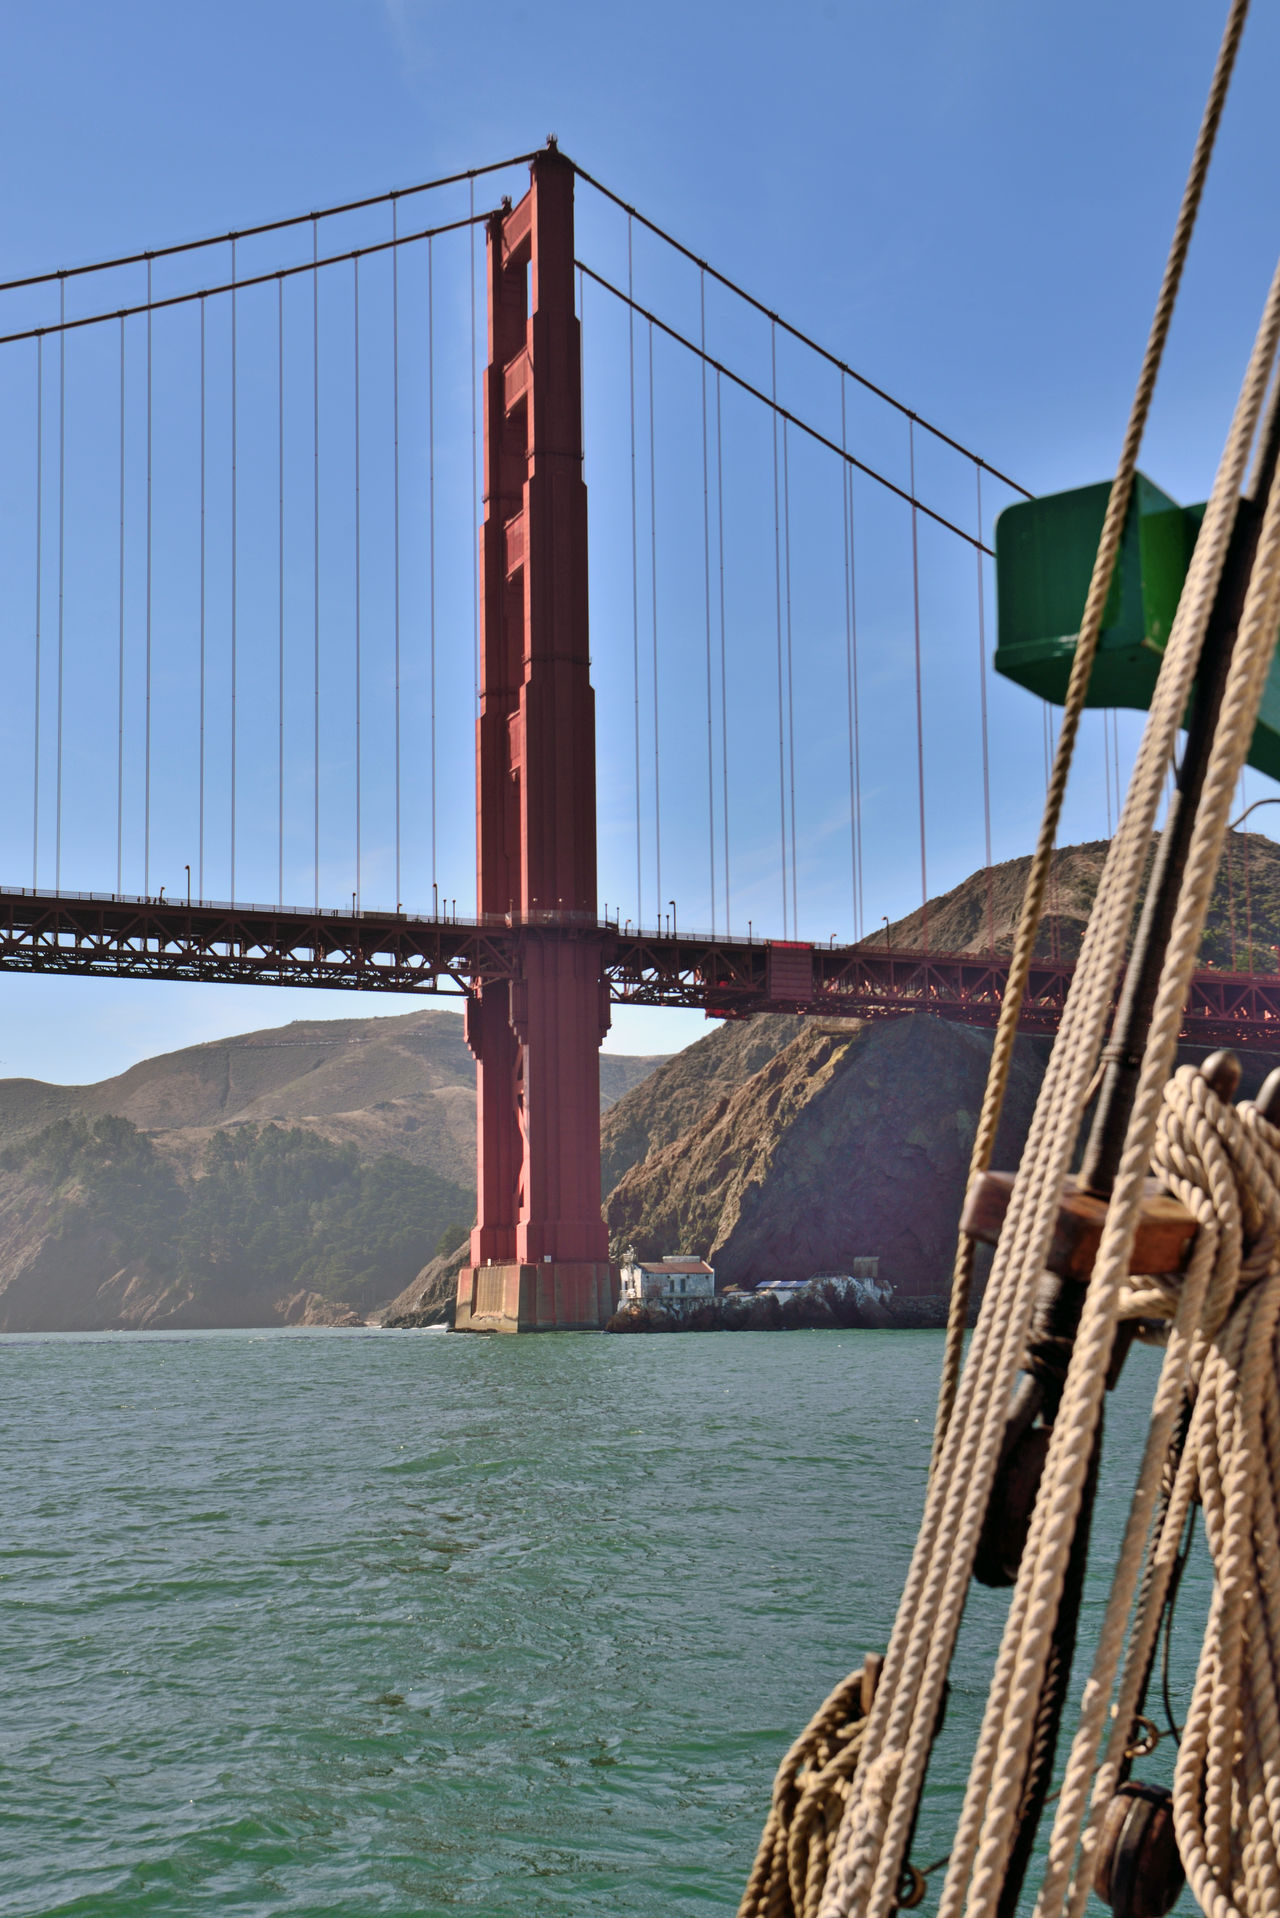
618,1253 -> 715,1317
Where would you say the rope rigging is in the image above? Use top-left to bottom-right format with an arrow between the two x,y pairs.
739,6 -> 1279,1917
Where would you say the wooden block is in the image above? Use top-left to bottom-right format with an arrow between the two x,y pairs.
960,1172 -> 1197,1280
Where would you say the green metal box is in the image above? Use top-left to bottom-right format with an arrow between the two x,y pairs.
993,476 -> 1280,781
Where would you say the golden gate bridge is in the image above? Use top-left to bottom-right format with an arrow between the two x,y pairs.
0,142 -> 1276,1328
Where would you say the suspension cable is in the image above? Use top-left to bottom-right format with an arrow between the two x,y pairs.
56,280 -> 65,891
229,242 -> 237,904
841,378 -> 862,943
783,418 -> 799,935
771,323 -> 789,939
198,297 -> 206,899
312,218 -> 320,915
716,368 -> 731,938
469,180 -> 479,716
565,154 -> 1030,497
0,211 -> 493,351
353,254 -> 362,912
648,318 -> 661,927
701,271 -> 716,936
976,468 -> 994,956
909,418 -> 928,951
118,315 -> 126,896
0,152 -> 538,295
33,337 -> 42,889
628,217 -> 642,924
277,274 -> 285,910
391,200 -> 402,910
428,232 -> 438,897
576,262 -> 992,556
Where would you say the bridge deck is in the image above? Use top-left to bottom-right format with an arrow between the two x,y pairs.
2,888 -> 1278,1050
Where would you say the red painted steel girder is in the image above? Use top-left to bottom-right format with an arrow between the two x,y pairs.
2,890 -> 1280,1049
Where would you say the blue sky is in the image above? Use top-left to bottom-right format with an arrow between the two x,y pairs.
0,0 -> 1277,1082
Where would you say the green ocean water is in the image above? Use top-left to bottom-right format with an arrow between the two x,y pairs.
1,1327 -> 1208,1917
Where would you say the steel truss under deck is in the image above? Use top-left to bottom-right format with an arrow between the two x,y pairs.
2,887 -> 1278,1051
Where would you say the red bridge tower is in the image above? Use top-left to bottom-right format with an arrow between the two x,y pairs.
453,149 -> 617,1332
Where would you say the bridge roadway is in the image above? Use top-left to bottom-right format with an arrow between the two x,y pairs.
1,886 -> 1277,1050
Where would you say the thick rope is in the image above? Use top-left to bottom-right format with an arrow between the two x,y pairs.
1032,1069 -> 1280,1918
810,74 -> 1276,1918
742,13 -> 1255,1916
947,265 -> 1280,1918
1026,409 -> 1280,1918
814,237 -> 1280,1918
929,0 -> 1252,1471
738,1669 -> 873,1918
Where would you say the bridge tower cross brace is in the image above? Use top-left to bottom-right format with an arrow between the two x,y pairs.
454,148 -> 616,1333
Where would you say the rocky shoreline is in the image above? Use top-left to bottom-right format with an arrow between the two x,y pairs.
605,1290 -> 948,1333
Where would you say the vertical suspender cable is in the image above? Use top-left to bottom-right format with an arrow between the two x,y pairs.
648,318 -> 661,926
976,467 -> 994,955
469,177 -> 479,714
628,218 -> 642,923
277,274 -> 285,909
1103,710 -> 1114,839
56,278 -> 66,891
33,338 -> 42,888
391,202 -> 402,909
909,417 -> 928,950
771,322 -> 789,939
229,239 -> 238,902
716,368 -> 730,937
428,233 -> 437,896
841,378 -> 862,943
353,255 -> 362,912
1243,775 -> 1255,967
700,272 -> 716,935
117,316 -> 126,895
143,263 -> 152,895
198,298 -> 206,900
782,418 -> 798,935
312,219 -> 321,912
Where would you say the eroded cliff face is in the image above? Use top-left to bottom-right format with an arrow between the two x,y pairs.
605,1017 -> 1050,1296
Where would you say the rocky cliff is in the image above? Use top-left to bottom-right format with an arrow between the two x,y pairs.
604,1017 -> 1051,1296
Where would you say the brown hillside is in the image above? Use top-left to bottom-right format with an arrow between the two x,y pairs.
0,1009 -> 666,1191
604,1017 -> 1051,1296
600,1014 -> 807,1192
879,829 -> 1280,970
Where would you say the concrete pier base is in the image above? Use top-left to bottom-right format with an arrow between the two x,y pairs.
454,1262 -> 617,1333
